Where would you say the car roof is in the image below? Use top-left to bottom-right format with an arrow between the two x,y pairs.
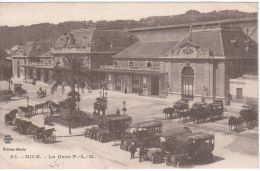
131,120 -> 162,128
176,133 -> 215,141
160,127 -> 192,138
107,115 -> 132,122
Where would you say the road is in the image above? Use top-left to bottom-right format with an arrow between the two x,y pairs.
0,81 -> 258,168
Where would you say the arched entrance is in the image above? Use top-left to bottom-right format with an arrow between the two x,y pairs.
182,66 -> 194,99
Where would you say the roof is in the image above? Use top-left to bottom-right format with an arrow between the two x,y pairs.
231,70 -> 258,81
53,29 -> 137,53
176,133 -> 215,141
113,41 -> 178,59
160,127 -> 192,138
127,17 -> 257,32
173,27 -> 257,58
11,40 -> 53,57
131,120 -> 162,128
39,50 -> 52,58
107,115 -> 132,122
115,27 -> 257,59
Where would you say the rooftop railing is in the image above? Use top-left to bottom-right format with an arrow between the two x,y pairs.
99,65 -> 160,71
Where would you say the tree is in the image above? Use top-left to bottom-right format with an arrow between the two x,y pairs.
51,56 -> 91,134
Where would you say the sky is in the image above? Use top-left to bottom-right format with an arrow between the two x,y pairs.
0,2 -> 258,27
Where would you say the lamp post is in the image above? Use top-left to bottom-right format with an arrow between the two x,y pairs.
122,100 -> 127,115
26,96 -> 29,107
100,81 -> 107,98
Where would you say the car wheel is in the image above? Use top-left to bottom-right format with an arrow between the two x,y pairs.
152,155 -> 161,164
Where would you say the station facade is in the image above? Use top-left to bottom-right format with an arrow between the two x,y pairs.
98,27 -> 258,105
9,17 -> 258,105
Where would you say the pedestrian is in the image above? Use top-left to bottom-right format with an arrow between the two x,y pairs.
116,108 -> 120,115
139,145 -> 145,162
129,142 -> 137,159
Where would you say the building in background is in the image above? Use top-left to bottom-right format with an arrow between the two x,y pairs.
230,71 -> 258,105
51,29 -> 137,88
99,26 -> 258,105
10,40 -> 53,82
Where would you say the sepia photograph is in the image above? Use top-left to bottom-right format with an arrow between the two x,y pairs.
0,2 -> 258,169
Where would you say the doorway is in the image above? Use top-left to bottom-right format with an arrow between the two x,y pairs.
182,66 -> 194,99
151,76 -> 159,95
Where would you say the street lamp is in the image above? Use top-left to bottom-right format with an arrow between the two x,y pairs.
26,96 -> 29,107
122,100 -> 127,115
100,81 -> 107,98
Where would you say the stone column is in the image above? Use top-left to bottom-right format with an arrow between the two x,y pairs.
40,69 -> 45,82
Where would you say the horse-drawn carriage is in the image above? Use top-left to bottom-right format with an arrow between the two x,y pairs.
120,120 -> 162,151
5,109 -> 18,125
85,114 -> 132,143
189,100 -> 224,123
13,117 -> 33,134
165,133 -> 215,167
142,127 -> 192,164
33,126 -> 56,143
163,99 -> 189,119
240,104 -> 258,128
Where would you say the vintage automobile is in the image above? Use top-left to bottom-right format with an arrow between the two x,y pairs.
84,125 -> 99,138
33,126 -> 56,143
120,120 -> 162,151
142,127 -> 192,164
85,114 -> 132,143
166,133 -> 215,167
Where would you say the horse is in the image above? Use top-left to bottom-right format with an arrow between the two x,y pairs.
228,116 -> 244,132
163,107 -> 175,119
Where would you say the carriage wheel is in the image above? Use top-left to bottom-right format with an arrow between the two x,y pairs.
33,135 -> 38,142
99,136 -> 105,143
152,154 -> 162,164
166,155 -> 179,167
143,154 -> 149,161
51,133 -> 56,142
84,131 -> 89,137
207,153 -> 214,163
121,140 -> 129,151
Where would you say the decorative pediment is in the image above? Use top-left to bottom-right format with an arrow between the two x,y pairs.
173,41 -> 200,55
64,33 -> 76,48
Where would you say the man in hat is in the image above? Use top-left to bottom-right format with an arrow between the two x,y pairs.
129,142 -> 137,159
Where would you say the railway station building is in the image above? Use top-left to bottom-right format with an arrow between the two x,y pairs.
98,26 -> 258,105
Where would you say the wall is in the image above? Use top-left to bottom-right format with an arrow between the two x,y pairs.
230,78 -> 258,104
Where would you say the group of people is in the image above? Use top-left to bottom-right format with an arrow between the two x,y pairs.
128,142 -> 145,162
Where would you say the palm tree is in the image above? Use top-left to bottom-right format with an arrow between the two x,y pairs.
51,56 -> 91,134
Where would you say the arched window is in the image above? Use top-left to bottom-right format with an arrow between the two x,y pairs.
182,66 -> 194,99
